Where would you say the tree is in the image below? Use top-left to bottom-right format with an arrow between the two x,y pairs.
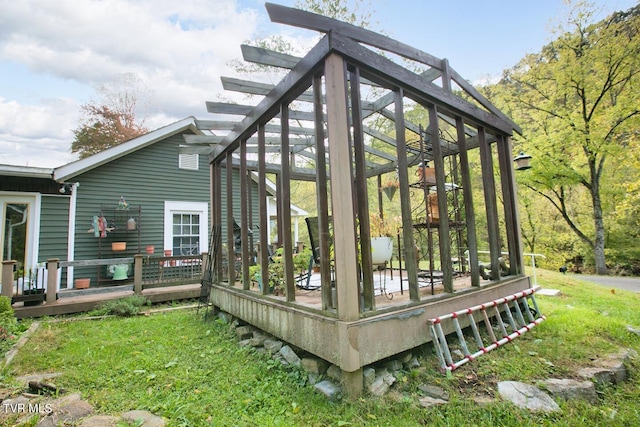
71,73 -> 149,158
487,2 -> 640,274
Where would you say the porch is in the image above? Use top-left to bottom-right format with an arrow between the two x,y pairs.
1,254 -> 205,319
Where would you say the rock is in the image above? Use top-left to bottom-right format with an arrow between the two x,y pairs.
14,373 -> 63,386
363,367 -> 376,388
263,339 -> 283,354
248,333 -> 267,347
217,312 -> 234,324
237,339 -> 252,347
577,351 -> 629,386
326,365 -> 342,382
279,346 -> 301,367
418,396 -> 448,408
577,366 -> 623,386
472,395 -> 496,405
384,359 -> 403,372
497,381 -> 560,413
314,380 -> 341,400
367,369 -> 395,396
626,325 -> 640,335
400,352 -> 414,364
79,415 -> 119,426
37,399 -> 93,427
542,378 -> 598,404
301,357 -> 329,375
403,355 -> 420,370
120,410 -> 165,427
234,325 -> 253,341
418,384 -> 449,401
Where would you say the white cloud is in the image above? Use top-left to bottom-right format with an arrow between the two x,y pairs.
0,0 -> 274,167
0,96 -> 79,167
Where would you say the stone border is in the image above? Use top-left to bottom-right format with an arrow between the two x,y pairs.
2,321 -> 41,368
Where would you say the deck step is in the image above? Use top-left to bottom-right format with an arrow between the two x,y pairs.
58,285 -> 134,299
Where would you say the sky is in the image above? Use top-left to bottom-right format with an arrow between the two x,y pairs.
0,0 -> 637,169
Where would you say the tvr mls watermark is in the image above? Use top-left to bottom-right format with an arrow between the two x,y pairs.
2,402 -> 53,414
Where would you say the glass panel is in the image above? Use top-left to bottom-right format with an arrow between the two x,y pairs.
3,203 -> 29,272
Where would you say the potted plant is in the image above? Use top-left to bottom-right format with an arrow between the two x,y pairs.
369,211 -> 400,264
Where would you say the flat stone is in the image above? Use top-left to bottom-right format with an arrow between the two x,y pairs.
79,415 -> 119,426
363,367 -> 376,387
418,396 -> 448,408
279,345 -> 301,367
120,410 -> 165,427
537,288 -> 561,296
577,367 -> 617,385
263,339 -> 283,354
14,372 -> 63,386
234,325 -> 253,341
326,365 -> 342,382
385,359 -> 403,372
217,312 -> 233,323
37,399 -> 93,427
367,369 -> 396,396
301,357 -> 329,375
541,378 -> 598,404
248,333 -> 267,347
403,355 -> 420,370
418,384 -> 449,401
497,381 -> 560,413
314,380 -> 341,400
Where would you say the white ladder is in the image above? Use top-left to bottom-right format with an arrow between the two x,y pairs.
428,287 -> 545,372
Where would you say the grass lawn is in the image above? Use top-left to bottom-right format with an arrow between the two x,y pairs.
2,269 -> 640,426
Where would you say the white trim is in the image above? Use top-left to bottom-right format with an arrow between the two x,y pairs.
65,182 -> 80,289
0,192 -> 41,273
163,201 -> 209,255
54,117 -> 202,181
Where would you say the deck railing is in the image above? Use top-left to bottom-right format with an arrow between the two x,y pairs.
1,253 -> 208,305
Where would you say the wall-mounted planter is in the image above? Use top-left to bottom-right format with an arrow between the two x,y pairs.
112,241 -> 126,251
146,245 -> 155,254
74,278 -> 90,289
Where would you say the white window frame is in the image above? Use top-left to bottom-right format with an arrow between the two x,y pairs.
0,192 -> 41,272
163,201 -> 208,255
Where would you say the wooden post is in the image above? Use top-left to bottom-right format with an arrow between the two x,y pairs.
1,260 -> 16,299
201,252 -> 209,277
46,258 -> 59,304
134,254 -> 143,295
325,53 -> 360,323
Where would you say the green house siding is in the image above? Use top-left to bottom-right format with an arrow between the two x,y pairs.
67,131 -> 262,284
38,194 -> 70,264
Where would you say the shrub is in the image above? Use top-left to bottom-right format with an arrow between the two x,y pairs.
91,296 -> 151,317
0,296 -> 18,355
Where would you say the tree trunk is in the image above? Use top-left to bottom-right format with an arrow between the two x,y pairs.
590,160 -> 607,275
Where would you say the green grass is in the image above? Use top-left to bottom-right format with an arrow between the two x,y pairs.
2,269 -> 640,426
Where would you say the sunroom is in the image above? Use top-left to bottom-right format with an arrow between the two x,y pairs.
187,3 -> 534,397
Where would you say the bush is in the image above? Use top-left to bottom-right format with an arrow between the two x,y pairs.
0,296 -> 18,355
91,296 -> 151,317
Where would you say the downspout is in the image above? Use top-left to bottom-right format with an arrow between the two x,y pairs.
65,182 -> 80,289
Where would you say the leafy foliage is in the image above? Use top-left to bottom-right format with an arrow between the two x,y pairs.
90,296 -> 151,317
71,73 -> 149,158
485,3 -> 640,273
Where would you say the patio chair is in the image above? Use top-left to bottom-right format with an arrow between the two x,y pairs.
302,216 -> 329,290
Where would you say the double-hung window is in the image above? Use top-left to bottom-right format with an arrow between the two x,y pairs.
164,202 -> 208,256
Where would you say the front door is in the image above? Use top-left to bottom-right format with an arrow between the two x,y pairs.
0,194 -> 39,275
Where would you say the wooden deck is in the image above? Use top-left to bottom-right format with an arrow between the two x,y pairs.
12,283 -> 201,319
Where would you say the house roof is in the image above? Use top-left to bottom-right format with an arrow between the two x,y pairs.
0,164 -> 54,179
54,116 -> 203,182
